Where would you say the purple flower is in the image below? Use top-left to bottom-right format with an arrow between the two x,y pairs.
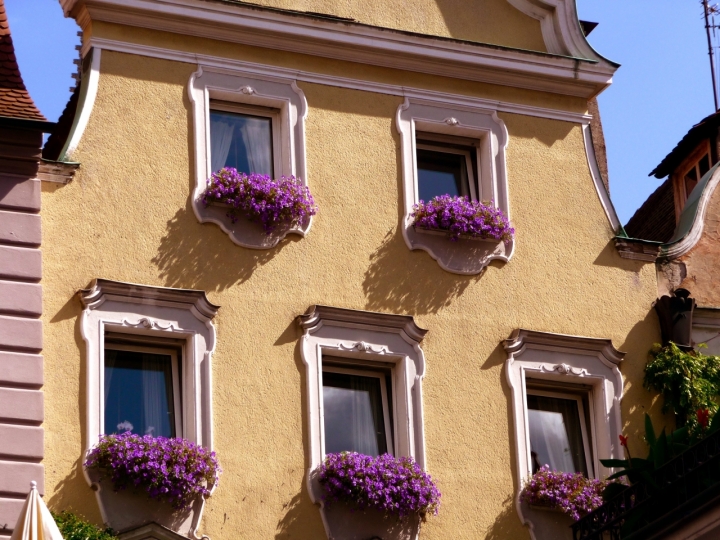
84,432 -> 221,510
519,466 -> 610,521
411,195 -> 514,243
318,452 -> 440,520
201,168 -> 317,234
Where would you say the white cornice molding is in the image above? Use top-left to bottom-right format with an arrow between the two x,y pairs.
582,124 -> 622,232
66,0 -> 615,99
85,37 -> 591,126
507,0 -> 615,63
662,166 -> 720,260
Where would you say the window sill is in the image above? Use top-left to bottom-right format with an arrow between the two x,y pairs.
200,200 -> 311,249
404,222 -> 513,275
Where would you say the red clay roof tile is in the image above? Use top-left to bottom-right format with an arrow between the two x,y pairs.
0,0 -> 46,122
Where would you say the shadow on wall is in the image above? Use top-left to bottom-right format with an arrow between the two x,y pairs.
362,228 -> 481,315
484,495 -> 524,539
152,205 -> 294,291
47,294 -> 104,524
275,326 -> 327,538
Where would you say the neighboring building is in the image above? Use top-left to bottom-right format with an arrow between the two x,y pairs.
14,0 -> 674,538
0,0 -> 57,535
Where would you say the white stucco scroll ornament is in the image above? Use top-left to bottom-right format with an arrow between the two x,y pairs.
188,66 -> 311,249
504,328 -> 625,540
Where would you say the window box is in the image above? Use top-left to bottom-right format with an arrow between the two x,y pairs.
396,99 -> 513,274
318,499 -> 420,540
189,67 -> 310,248
84,431 -> 219,538
87,470 -> 207,537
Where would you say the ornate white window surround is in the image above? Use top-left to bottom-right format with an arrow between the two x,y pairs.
297,306 -> 428,522
79,279 -> 219,455
503,329 -> 625,540
396,98 -> 513,275
188,66 -> 309,249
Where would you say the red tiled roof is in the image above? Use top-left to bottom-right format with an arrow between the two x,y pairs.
0,0 -> 46,122
624,178 -> 676,242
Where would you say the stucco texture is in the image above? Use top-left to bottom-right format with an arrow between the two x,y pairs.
42,47 -> 662,539
223,0 -> 547,52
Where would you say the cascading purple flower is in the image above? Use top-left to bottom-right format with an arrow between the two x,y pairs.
411,194 -> 514,243
201,168 -> 317,234
84,432 -> 221,510
318,452 -> 440,520
520,466 -> 610,521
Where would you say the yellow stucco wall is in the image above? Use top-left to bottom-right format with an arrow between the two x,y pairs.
42,35 -> 662,540
239,0 -> 547,52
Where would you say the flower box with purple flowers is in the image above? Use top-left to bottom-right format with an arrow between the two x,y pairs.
520,466 -> 609,522
84,432 -> 221,537
315,452 -> 440,540
411,195 -> 514,243
201,168 -> 317,237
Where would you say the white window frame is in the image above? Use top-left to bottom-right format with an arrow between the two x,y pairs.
298,306 -> 428,515
321,364 -> 394,456
396,98 -> 513,275
208,100 -> 283,178
79,279 -> 219,454
504,329 -> 625,540
102,343 -> 183,438
189,66 -> 309,248
525,386 -> 594,477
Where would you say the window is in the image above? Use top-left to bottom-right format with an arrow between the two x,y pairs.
526,386 -> 593,476
322,364 -> 394,456
298,304 -> 428,519
209,102 -> 279,177
104,344 -> 181,438
396,98 -> 512,274
79,279 -> 219,454
416,133 -> 479,202
682,152 -> 710,199
189,67 -> 309,248
504,329 -> 625,530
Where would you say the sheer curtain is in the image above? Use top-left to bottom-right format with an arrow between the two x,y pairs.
527,395 -> 587,475
239,117 -> 273,176
141,353 -> 175,437
210,117 -> 234,173
323,372 -> 387,456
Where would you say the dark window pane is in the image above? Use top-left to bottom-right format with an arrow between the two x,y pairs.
104,349 -> 176,438
417,148 -> 468,202
323,372 -> 388,456
209,110 -> 273,177
527,395 -> 587,475
700,153 -> 711,177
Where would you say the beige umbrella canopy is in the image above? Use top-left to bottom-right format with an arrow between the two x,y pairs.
10,482 -> 63,540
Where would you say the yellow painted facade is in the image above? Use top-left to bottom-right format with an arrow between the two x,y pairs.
41,2 -> 664,538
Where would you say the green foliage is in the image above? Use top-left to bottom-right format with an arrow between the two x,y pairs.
644,342 -> 720,428
51,510 -> 117,540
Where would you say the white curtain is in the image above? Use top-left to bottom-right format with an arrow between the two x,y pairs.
210,118 -> 234,173
240,117 -> 273,176
323,373 -> 387,456
141,353 -> 174,437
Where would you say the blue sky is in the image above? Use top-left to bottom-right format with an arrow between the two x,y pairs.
6,0 -> 716,224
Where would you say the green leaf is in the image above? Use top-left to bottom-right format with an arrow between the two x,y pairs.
600,459 -> 629,468
607,470 -> 630,480
645,413 -> 657,446
601,482 -> 628,501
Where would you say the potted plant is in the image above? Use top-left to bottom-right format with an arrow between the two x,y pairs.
201,167 -> 317,235
84,432 -> 221,537
316,452 -> 440,540
411,194 -> 514,243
